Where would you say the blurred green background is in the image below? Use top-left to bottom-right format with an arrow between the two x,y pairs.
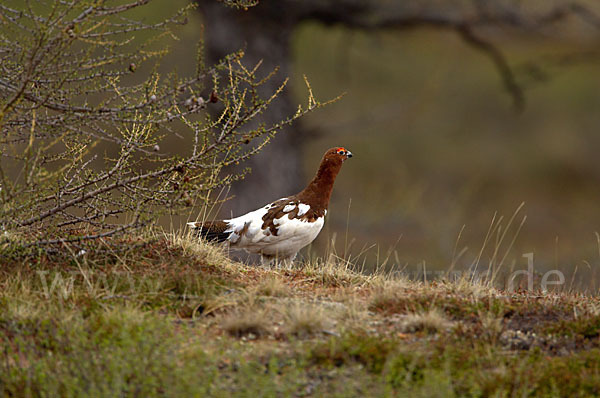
118,1 -> 600,288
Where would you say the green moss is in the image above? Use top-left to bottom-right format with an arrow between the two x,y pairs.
309,332 -> 396,373
546,316 -> 600,339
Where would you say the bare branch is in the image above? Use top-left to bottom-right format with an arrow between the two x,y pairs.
456,24 -> 524,112
1,0 -> 324,245
285,0 -> 600,110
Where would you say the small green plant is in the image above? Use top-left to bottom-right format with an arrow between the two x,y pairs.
309,332 -> 396,373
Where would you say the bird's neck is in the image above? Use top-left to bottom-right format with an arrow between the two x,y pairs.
297,158 -> 342,212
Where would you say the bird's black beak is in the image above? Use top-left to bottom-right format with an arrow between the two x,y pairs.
346,151 -> 353,158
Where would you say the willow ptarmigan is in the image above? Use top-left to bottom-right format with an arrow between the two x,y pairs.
188,147 -> 352,264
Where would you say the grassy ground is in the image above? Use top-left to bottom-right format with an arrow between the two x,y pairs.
2,233 -> 600,397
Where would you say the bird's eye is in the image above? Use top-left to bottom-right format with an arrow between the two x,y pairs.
337,149 -> 345,155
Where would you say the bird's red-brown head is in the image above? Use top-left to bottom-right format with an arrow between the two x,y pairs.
316,147 -> 353,182
323,147 -> 353,163
298,147 -> 353,212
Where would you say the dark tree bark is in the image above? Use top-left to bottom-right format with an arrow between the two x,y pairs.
197,0 -> 600,214
198,2 -> 303,215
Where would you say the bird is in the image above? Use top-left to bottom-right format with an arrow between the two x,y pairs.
188,147 -> 353,266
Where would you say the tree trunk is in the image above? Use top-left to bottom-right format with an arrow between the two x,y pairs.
197,2 -> 304,216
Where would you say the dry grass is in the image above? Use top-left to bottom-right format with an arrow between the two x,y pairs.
368,278 -> 411,312
479,310 -> 505,343
280,302 -> 328,338
439,276 -> 498,300
164,229 -> 238,272
253,276 -> 290,297
220,308 -> 272,338
334,299 -> 370,333
3,233 -> 600,396
401,308 -> 452,334
300,253 -> 376,287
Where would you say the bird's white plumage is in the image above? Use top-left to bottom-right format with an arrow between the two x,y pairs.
193,198 -> 325,261
297,203 -> 310,217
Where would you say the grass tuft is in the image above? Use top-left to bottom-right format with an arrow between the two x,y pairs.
253,276 -> 290,297
281,302 -> 328,338
402,308 -> 452,334
368,278 -> 411,313
220,308 -> 272,338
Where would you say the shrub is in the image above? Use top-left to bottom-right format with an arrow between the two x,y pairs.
0,0 -> 324,246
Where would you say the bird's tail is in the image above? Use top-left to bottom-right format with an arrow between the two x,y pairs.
187,220 -> 230,243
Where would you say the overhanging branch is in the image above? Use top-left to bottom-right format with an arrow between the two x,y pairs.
290,0 -> 600,111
